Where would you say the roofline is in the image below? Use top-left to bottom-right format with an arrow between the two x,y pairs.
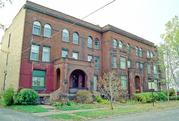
102,25 -> 155,47
24,1 -> 155,47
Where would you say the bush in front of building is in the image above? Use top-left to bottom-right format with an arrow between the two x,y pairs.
134,92 -> 167,103
76,90 -> 93,104
14,89 -> 39,105
95,96 -> 109,104
2,87 -> 14,106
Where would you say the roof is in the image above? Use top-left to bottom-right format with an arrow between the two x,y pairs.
24,1 -> 155,47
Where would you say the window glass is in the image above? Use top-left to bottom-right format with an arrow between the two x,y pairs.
32,70 -> 45,90
112,39 -> 118,48
88,55 -> 93,61
94,56 -> 100,69
94,38 -> 100,49
136,62 -> 140,69
139,48 -> 143,57
121,75 -> 127,91
30,44 -> 39,61
154,65 -> 158,74
147,50 -> 150,58
32,21 -> 41,35
42,46 -> 50,62
136,47 -> 139,56
140,62 -> 143,69
118,41 -> 123,49
92,75 -> 98,90
88,36 -> 93,48
112,55 -> 117,68
72,52 -> 79,59
147,64 -> 151,74
44,24 -> 52,37
73,32 -> 79,44
120,57 -> 126,69
61,49 -> 68,58
127,60 -> 131,68
62,29 -> 69,42
126,44 -> 130,52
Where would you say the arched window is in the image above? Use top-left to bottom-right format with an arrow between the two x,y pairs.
44,24 -> 52,38
112,39 -> 117,48
73,32 -> 79,44
88,36 -> 93,48
32,21 -> 41,35
94,38 -> 100,49
136,47 -> 139,56
126,43 -> 130,51
139,48 -> 143,57
62,29 -> 69,42
118,40 -> 123,49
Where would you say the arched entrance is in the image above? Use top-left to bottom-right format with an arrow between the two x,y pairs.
70,69 -> 87,89
135,76 -> 141,93
56,68 -> 61,90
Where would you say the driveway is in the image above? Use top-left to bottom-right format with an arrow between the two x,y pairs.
92,107 -> 179,121
0,108 -> 53,121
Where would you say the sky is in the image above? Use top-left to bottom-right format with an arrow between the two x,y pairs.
0,0 -> 179,45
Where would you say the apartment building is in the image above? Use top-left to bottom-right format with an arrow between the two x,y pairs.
0,1 -> 162,96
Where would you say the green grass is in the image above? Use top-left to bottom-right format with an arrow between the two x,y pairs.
8,105 -> 48,113
48,101 -> 179,121
48,114 -> 82,121
56,103 -> 105,111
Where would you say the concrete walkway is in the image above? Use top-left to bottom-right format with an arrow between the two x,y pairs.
33,105 -> 106,116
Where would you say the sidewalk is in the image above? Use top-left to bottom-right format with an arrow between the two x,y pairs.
33,105 -> 106,117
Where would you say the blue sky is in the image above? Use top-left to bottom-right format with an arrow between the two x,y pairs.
0,0 -> 179,45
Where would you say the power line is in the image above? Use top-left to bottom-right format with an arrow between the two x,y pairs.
5,0 -> 117,62
20,0 -> 116,56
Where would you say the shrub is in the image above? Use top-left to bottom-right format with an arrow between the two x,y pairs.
76,90 -> 93,104
133,92 -> 167,103
169,96 -> 179,100
2,87 -> 14,106
169,88 -> 176,96
95,96 -> 109,104
66,101 -> 76,106
157,92 -> 167,101
14,89 -> 39,105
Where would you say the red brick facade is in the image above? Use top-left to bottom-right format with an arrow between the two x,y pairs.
15,1 -> 161,96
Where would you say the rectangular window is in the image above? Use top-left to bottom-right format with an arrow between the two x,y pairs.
153,65 -> 158,74
127,60 -> 131,68
72,52 -> 79,59
136,62 -> 140,69
32,70 -> 45,90
42,46 -> 50,62
92,75 -> 98,90
140,62 -> 143,69
121,75 -> 128,91
61,49 -> 68,58
147,64 -> 151,74
30,44 -> 39,61
112,55 -> 117,68
94,41 -> 100,49
88,55 -> 93,62
148,80 -> 158,91
120,57 -> 126,69
94,56 -> 100,69
147,51 -> 150,58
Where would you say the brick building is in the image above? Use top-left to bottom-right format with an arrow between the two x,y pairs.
0,1 -> 162,96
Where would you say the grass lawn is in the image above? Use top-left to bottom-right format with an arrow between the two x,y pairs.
56,103 -> 105,111
8,105 -> 48,113
48,101 -> 179,121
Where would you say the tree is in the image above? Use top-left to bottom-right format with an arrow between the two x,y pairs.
97,71 -> 121,110
159,16 -> 179,100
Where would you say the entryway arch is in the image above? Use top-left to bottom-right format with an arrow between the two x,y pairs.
69,69 -> 87,89
135,76 -> 141,93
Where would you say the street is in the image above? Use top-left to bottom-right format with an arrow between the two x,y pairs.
0,108 -> 52,121
92,107 -> 179,121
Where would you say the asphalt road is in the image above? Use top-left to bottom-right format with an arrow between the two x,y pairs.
0,108 -> 52,121
92,107 -> 179,121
